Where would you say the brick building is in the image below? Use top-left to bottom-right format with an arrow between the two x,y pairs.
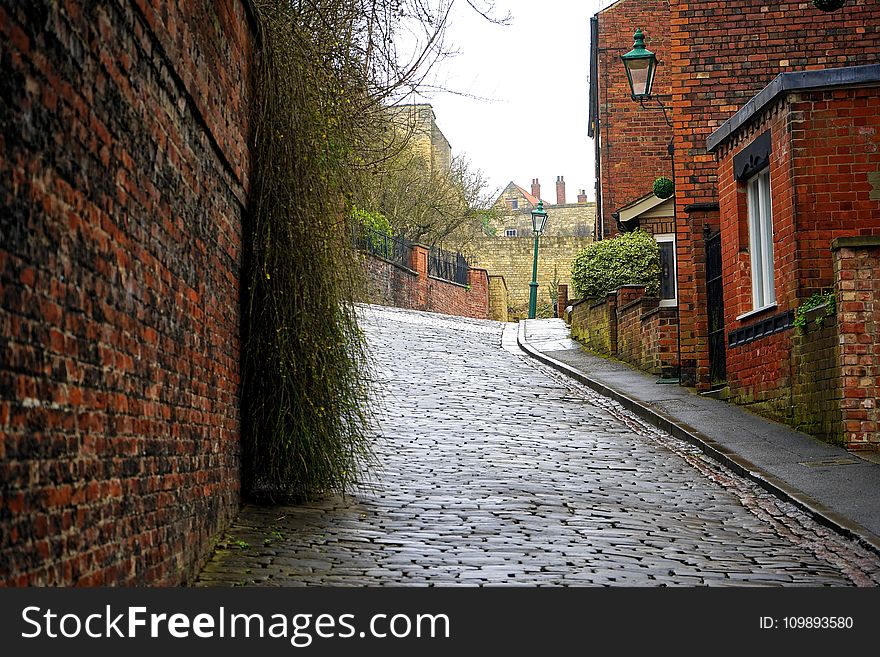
708,65 -> 880,449
587,0 -> 880,449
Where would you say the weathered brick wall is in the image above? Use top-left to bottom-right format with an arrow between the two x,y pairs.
362,247 -> 490,320
488,275 -> 509,323
596,0 -> 672,240
0,1 -> 254,585
616,286 -> 650,367
792,309 -> 841,446
469,236 -> 594,319
361,253 -> 420,310
641,306 -> 678,377
669,0 -> 880,388
833,238 -> 880,451
569,295 -> 617,356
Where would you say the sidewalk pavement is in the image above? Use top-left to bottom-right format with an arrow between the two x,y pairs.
517,318 -> 880,556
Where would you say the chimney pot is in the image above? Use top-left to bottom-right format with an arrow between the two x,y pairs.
556,176 -> 566,205
531,178 -> 541,201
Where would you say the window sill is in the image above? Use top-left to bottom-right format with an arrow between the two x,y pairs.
736,303 -> 777,322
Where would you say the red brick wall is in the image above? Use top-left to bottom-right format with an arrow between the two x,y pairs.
616,286 -> 651,366
641,306 -> 678,376
834,239 -> 880,451
569,295 -> 617,355
792,309 -> 841,446
596,0 -> 673,239
0,1 -> 255,585
715,87 -> 880,422
362,247 -> 490,320
669,0 -> 880,388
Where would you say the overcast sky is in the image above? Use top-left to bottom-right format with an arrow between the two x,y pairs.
412,0 -> 612,205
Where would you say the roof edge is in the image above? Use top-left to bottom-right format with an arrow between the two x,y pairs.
707,64 -> 880,153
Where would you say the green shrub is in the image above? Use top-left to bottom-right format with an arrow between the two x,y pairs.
653,176 -> 674,199
351,206 -> 392,235
570,230 -> 661,299
793,291 -> 836,332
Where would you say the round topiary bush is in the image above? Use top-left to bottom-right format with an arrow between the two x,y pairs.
813,0 -> 845,11
570,229 -> 661,299
653,176 -> 674,199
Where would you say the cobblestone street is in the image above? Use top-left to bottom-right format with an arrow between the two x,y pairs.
196,306 -> 880,586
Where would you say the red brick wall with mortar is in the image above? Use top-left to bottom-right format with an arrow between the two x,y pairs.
361,249 -> 490,320
641,307 -> 678,376
596,0 -> 673,240
792,310 -> 841,446
669,0 -> 880,389
616,286 -> 651,366
714,99 -> 794,422
569,295 -> 618,355
0,1 -> 255,585
833,239 -> 880,451
715,88 -> 880,430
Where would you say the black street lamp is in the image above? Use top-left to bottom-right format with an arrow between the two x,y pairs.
528,200 -> 549,319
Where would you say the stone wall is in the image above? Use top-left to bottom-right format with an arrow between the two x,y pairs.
488,276 -> 509,323
0,0 -> 255,585
490,202 -> 596,238
469,236 -> 593,320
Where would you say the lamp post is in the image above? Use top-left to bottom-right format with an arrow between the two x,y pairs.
528,200 -> 549,319
621,28 -> 681,383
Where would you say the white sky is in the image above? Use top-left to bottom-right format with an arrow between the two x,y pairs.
412,0 -> 612,205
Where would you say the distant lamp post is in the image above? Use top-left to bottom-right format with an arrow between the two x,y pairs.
528,200 -> 549,319
621,28 -> 657,99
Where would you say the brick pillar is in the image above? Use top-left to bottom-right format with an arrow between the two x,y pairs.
557,284 -> 568,321
833,237 -> 880,451
467,268 -> 490,319
411,244 -> 429,310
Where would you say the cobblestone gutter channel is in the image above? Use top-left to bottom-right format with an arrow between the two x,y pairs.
196,306 -> 880,586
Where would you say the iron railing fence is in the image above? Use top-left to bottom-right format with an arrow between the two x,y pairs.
353,225 -> 412,270
428,246 -> 469,286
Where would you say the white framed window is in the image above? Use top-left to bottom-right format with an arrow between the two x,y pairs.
746,168 -> 775,310
505,228 -> 517,237
655,233 -> 677,307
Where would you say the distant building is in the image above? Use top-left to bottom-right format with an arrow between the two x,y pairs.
469,177 -> 595,319
387,103 -> 452,174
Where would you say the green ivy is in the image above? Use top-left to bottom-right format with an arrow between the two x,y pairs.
794,291 -> 836,332
570,229 -> 661,299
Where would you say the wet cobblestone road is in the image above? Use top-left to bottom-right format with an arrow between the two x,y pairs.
196,305 -> 880,586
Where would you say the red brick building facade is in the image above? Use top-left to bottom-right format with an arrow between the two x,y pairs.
708,66 -> 880,447
589,0 -> 672,241
588,0 -> 880,448
668,0 -> 880,388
